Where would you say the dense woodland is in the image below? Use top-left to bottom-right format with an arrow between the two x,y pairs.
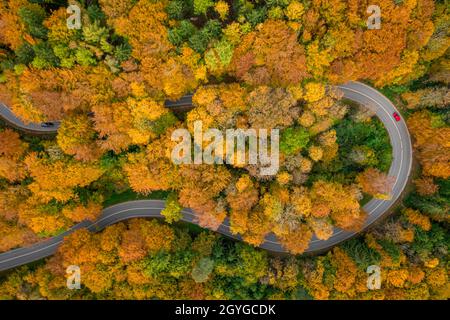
0,0 -> 448,300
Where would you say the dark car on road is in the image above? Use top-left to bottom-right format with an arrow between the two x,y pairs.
41,122 -> 55,128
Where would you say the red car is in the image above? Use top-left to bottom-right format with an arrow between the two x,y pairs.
393,112 -> 401,122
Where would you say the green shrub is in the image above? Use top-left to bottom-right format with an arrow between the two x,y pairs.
193,0 -> 214,15
280,127 -> 310,155
114,42 -> 132,62
341,238 -> 381,270
168,20 -> 197,47
245,7 -> 267,26
161,192 -> 183,224
18,5 -> 48,39
75,47 -> 96,66
32,42 -> 59,68
15,43 -> 35,65
377,239 -> 401,264
166,0 -> 193,20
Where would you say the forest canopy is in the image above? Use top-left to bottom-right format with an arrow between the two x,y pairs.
0,0 -> 448,300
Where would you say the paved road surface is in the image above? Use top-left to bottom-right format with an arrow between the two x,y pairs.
0,97 -> 194,133
0,81 -> 413,271
0,103 -> 61,134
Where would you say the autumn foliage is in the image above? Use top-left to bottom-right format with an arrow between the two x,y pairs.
0,0 -> 448,301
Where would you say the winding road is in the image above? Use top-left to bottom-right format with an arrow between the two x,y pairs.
0,81 -> 413,272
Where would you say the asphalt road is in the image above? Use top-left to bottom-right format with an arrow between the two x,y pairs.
0,103 -> 61,134
0,81 -> 413,271
0,97 -> 194,133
